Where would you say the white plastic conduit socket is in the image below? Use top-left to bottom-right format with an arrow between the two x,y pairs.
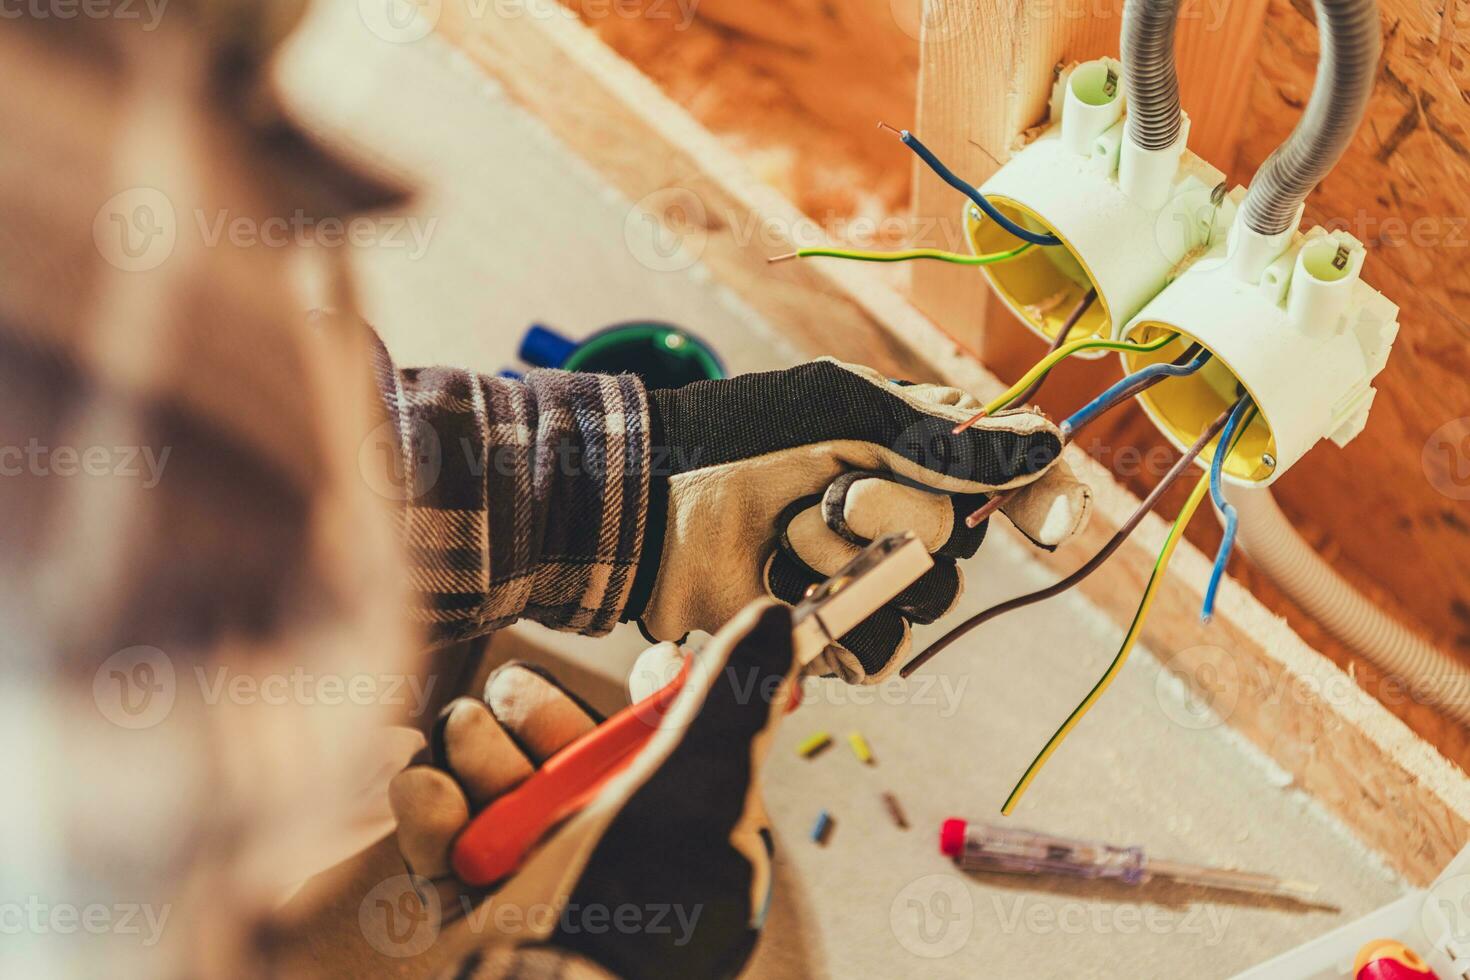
965,57 -> 1225,356
1119,116 -> 1191,211
1120,201 -> 1400,486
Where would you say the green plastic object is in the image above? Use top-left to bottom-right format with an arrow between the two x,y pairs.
563,322 -> 725,387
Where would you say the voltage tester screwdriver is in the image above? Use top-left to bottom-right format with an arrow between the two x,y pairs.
941,819 -> 1321,902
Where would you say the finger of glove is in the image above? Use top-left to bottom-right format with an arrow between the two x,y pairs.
818,359 -> 1064,491
874,409 -> 1063,494
394,669 -> 603,890
998,458 -> 1094,550
484,662 -> 601,765
628,641 -> 686,704
764,550 -> 914,681
389,765 -> 470,878
429,697 -> 535,807
776,511 -> 963,624
390,696 -> 543,886
822,470 -> 988,559
805,604 -> 912,684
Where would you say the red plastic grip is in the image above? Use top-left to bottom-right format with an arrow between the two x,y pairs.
450,659 -> 690,886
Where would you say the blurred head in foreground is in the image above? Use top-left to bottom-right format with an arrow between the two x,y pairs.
1,2 -> 417,975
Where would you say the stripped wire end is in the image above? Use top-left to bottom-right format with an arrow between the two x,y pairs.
965,494 -> 1007,528
768,252 -> 799,264
952,409 -> 987,434
901,400 -> 1237,681
887,124 -> 1063,248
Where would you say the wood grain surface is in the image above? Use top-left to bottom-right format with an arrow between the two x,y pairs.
436,0 -> 1470,880
565,0 -> 1470,764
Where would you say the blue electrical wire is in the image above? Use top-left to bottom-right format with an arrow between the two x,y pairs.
1202,395 -> 1256,622
1059,348 -> 1213,438
885,125 -> 1063,248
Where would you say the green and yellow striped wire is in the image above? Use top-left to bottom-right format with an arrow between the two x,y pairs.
984,332 -> 1180,417
1000,468 -> 1211,815
999,407 -> 1255,815
950,332 -> 1182,434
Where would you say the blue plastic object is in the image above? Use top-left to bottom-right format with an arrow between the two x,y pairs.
519,324 -> 579,369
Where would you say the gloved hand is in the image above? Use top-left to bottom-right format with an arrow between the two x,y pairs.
624,358 -> 1090,682
389,601 -> 799,980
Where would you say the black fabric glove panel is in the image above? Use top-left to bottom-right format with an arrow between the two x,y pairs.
650,361 -> 1061,485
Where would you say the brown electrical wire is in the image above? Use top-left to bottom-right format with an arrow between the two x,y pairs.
960,342 -> 1206,529
951,288 -> 1097,435
1008,287 -> 1097,407
901,400 -> 1235,678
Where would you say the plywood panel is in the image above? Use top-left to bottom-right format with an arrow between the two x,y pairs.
1233,0 -> 1470,671
568,0 -> 920,235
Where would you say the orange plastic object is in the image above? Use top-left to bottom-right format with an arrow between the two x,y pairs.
451,658 -> 690,886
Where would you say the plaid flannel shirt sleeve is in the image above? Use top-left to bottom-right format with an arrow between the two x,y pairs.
367,333 -> 652,645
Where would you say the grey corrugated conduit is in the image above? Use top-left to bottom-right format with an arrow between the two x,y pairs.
1214,0 -> 1466,721
1120,0 -> 1185,150
1239,0 -> 1382,234
1224,488 -> 1470,724
1123,0 -> 1468,720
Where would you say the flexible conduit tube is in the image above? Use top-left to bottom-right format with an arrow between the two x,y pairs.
1121,0 -> 1185,150
1225,486 -> 1470,724
1239,0 -> 1382,235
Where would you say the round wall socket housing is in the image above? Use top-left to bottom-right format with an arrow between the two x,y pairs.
967,59 -> 1228,357
1121,220 -> 1399,486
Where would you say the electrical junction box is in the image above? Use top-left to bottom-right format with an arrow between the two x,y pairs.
1122,219 -> 1399,486
966,57 -> 1400,486
964,57 -> 1225,354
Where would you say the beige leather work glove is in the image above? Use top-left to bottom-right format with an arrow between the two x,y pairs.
621,358 -> 1090,683
389,601 -> 801,979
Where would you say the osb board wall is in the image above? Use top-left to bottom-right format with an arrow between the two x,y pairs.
1233,0 -> 1470,675
568,0 -> 919,227
566,0 -> 1470,760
